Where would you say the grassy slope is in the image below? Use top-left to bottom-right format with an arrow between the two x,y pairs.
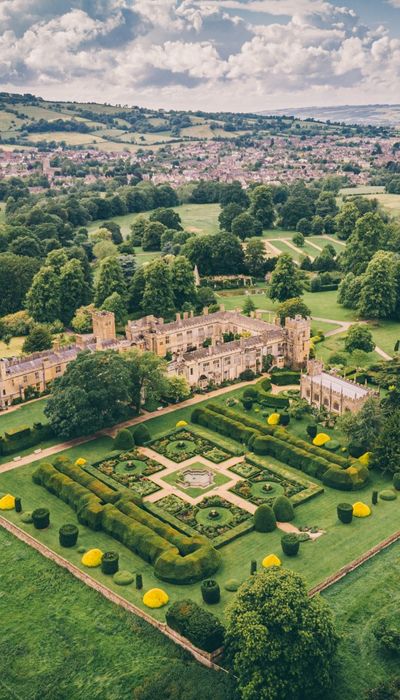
0,527 -> 231,700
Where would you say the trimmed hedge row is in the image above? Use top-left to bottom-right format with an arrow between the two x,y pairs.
191,406 -> 257,445
166,599 -> 225,652
33,458 -> 221,584
0,422 -> 53,456
270,370 -> 301,386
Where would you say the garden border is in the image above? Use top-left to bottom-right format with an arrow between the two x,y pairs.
0,516 -> 226,672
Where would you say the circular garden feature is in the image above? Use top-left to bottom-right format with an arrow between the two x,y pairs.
115,459 -> 148,474
196,506 -> 234,527
250,481 -> 285,500
166,439 -> 197,458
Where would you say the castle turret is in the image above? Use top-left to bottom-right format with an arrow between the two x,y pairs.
284,315 -> 311,369
91,310 -> 116,349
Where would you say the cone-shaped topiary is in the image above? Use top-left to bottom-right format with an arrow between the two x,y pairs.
254,504 -> 276,532
132,424 -> 151,446
114,428 -> 134,451
273,495 -> 294,522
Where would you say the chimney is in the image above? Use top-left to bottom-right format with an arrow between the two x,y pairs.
175,312 -> 181,322
203,306 -> 209,315
220,304 -> 225,312
190,310 -> 194,318
256,311 -> 262,319
183,312 -> 189,320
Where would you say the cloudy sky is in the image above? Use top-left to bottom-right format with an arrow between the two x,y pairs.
1,0 -> 400,111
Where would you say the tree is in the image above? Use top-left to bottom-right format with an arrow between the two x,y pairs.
0,253 -> 40,316
344,325 -> 375,354
142,221 -> 165,251
22,324 -> 53,353
313,247 -> 336,272
371,410 -> 400,475
141,258 -> 175,318
114,428 -> 134,450
71,305 -> 95,334
342,212 -> 387,275
231,212 -> 262,240
101,292 -> 127,325
249,185 -> 275,228
59,258 -> 87,326
269,254 -> 303,302
129,267 -> 146,312
210,231 -> 245,275
281,195 -> 313,229
220,180 -> 249,208
44,351 -> 132,438
170,256 -> 196,309
292,232 -> 304,247
92,240 -> 118,260
315,191 -> 338,218
9,235 -> 42,258
296,218 -> 312,235
225,568 -> 338,700
182,236 -> 214,275
276,297 -> 310,323
311,215 -> 324,235
338,272 -> 362,309
358,252 -> 396,319
94,257 -> 127,307
162,375 -> 191,403
129,216 -> 147,245
149,207 -> 182,230
195,286 -> 217,312
218,202 -> 244,231
243,297 -> 256,316
101,221 -> 123,245
126,349 -> 168,412
335,201 -> 359,240
337,397 -> 382,451
26,266 -> 61,323
245,237 -> 266,277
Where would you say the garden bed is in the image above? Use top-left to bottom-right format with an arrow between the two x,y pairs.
173,495 -> 252,542
150,429 -> 232,463
230,462 -> 306,507
93,449 -> 165,497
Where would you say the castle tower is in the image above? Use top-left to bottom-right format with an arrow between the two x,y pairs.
91,310 -> 116,349
306,358 -> 324,376
284,315 -> 311,369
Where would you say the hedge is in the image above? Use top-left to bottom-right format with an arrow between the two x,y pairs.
0,422 -> 53,456
191,406 -> 257,444
131,424 -> 151,445
322,464 -> 368,491
33,458 -> 221,585
270,370 -> 301,386
166,599 -> 225,652
53,456 -> 120,504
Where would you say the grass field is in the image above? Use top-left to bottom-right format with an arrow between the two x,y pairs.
0,398 -> 48,434
369,320 -> 400,356
0,527 -> 231,700
0,336 -> 25,357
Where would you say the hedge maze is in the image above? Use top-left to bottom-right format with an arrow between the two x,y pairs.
32,456 -> 221,584
191,403 -> 369,491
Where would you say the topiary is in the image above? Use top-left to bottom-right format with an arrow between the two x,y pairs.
59,523 -> 79,548
243,387 -> 258,400
114,428 -> 134,451
132,424 -> 151,446
306,424 -> 317,440
280,413 -> 290,426
281,533 -> 300,557
337,502 -> 353,524
136,573 -> 143,590
32,507 -> 50,529
324,440 -> 340,452
20,511 -> 33,524
14,496 -> 22,513
254,504 -> 276,532
166,599 -> 225,652
77,545 -> 86,554
113,570 -> 134,586
201,579 -> 221,604
241,397 -> 253,411
250,560 -> 257,575
224,579 -> 240,592
273,495 -> 294,522
348,441 -> 366,458
379,490 -> 397,502
101,551 -> 119,575
372,490 -> 378,505
393,472 -> 400,491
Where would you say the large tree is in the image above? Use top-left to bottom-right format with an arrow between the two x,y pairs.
249,185 -> 275,228
226,568 -> 338,700
26,266 -> 61,323
342,212 -> 387,275
126,349 -> 167,412
149,207 -> 182,231
337,397 -> 382,451
245,237 -> 266,277
59,258 -> 87,326
22,324 -> 53,353
141,258 -> 175,318
344,324 -> 375,354
0,253 -> 40,316
335,201 -> 359,240
170,256 -> 196,309
358,252 -> 397,319
371,409 -> 400,475
44,351 -> 132,438
218,202 -> 244,232
277,297 -> 311,323
94,257 -> 127,307
269,254 -> 303,302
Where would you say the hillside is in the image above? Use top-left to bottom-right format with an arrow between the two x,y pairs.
265,104 -> 400,127
0,93 -> 390,152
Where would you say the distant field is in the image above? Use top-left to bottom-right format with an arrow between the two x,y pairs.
0,336 -> 24,357
365,192 -> 400,218
340,185 -> 385,196
27,132 -> 107,146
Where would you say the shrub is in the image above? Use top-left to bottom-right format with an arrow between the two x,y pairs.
280,413 -> 290,426
324,440 -> 340,451
59,523 -> 79,547
239,369 -> 256,381
393,472 -> 400,491
113,570 -> 134,585
337,503 -> 353,524
348,441 -> 366,458
254,504 -> 276,532
313,433 -> 331,446
273,496 -> 294,522
262,554 -> 281,567
269,371 -> 300,386
352,501 -> 371,517
281,533 -> 300,556
101,551 -> 119,575
379,490 -> 397,501
241,397 -> 253,411
267,413 -> 280,425
32,507 -> 50,529
372,490 -> 378,505
143,588 -> 169,608
81,548 -> 103,567
136,573 -> 143,589
132,424 -> 151,445
201,579 -> 221,604
20,511 -> 33,524
250,560 -> 257,575
0,493 -> 15,510
224,579 -> 240,592
14,496 -> 22,513
114,429 -> 134,451
373,619 -> 400,655
166,599 -> 225,652
306,425 -> 317,440
243,387 -> 258,400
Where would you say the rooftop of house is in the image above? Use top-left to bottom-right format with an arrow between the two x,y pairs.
305,371 -> 371,400
127,310 -> 280,336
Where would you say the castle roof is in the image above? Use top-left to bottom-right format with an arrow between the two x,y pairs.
309,371 -> 370,400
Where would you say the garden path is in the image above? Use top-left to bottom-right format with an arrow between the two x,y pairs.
312,316 -> 393,360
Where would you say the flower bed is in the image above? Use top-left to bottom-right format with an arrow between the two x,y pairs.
230,462 -> 306,507
175,495 -> 252,540
94,450 -> 164,497
150,429 -> 231,463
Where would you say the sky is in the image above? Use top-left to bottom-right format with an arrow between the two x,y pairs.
1,0 -> 400,112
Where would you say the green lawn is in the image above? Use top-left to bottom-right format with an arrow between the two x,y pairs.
369,320 -> 400,356
314,331 -> 380,365
324,539 -> 400,699
0,527 -> 231,700
0,398 -> 48,434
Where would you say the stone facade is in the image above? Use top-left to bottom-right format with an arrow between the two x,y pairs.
300,360 -> 377,415
0,309 -> 310,409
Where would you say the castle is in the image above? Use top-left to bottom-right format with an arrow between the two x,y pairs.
0,308 -> 311,409
300,359 -> 377,415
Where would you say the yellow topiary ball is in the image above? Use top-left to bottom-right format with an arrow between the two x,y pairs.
352,501 -> 371,518
0,494 -> 15,510
176,420 -> 188,428
358,452 -> 372,467
81,548 -> 103,567
313,433 -> 331,446
267,413 -> 280,426
262,554 -> 281,568
143,588 -> 169,608
75,458 -> 87,467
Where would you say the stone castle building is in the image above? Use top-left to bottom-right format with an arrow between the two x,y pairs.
0,308 -> 310,409
300,359 -> 377,415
